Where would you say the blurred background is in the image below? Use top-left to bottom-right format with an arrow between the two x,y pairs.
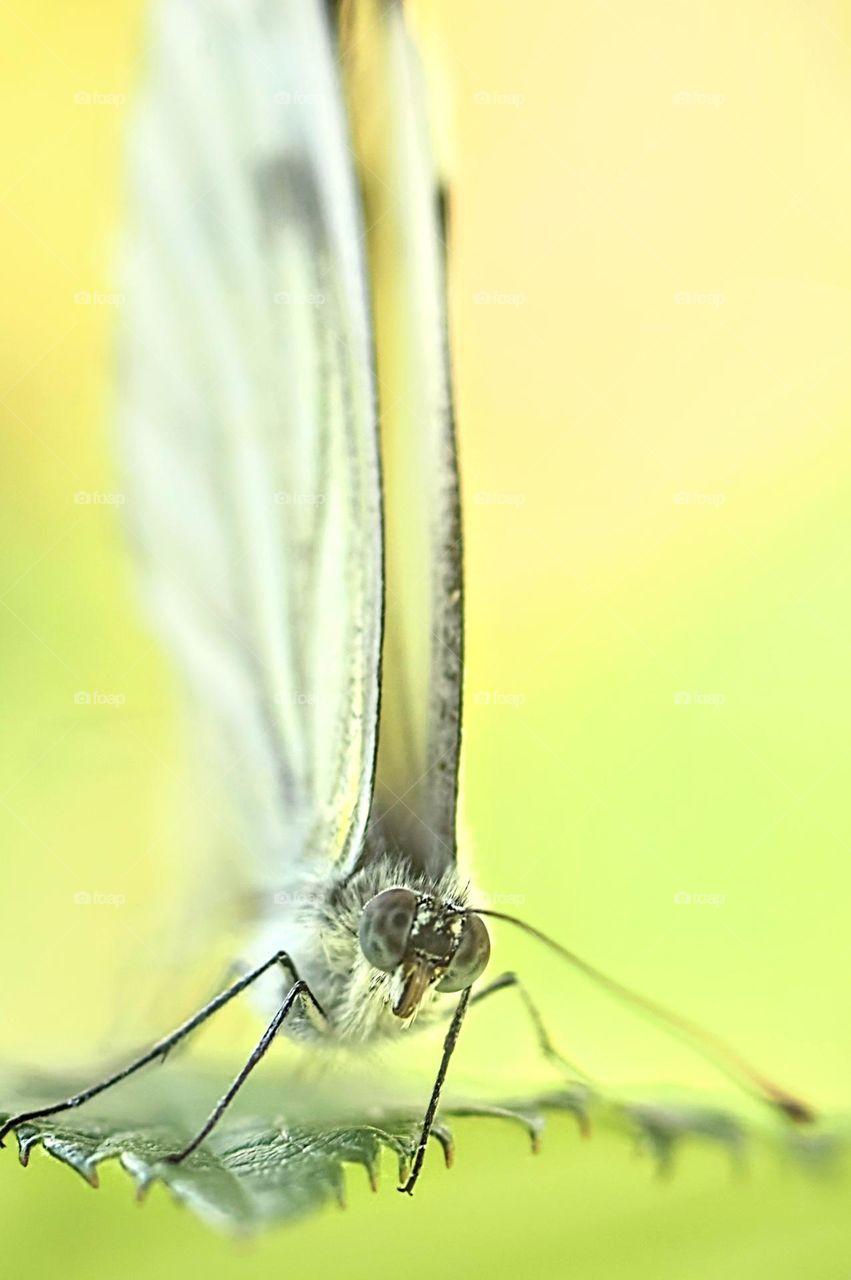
0,0 -> 849,1275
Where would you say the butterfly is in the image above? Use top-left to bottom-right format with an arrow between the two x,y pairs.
0,0 -> 813,1195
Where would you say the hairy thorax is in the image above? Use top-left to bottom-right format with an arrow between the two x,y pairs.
240,854 -> 475,1044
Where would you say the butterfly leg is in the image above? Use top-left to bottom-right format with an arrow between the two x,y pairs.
164,976 -> 327,1163
0,950 -> 304,1148
469,970 -> 594,1084
398,987 -> 471,1196
399,972 -> 594,1194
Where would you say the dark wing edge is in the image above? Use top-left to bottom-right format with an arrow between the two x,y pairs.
342,0 -> 464,878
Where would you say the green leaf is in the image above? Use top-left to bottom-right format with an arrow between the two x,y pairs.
1,1069 -> 846,1235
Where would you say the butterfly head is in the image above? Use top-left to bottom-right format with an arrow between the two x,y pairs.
358,887 -> 490,1018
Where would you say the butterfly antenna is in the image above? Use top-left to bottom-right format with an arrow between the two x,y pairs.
470,908 -> 815,1124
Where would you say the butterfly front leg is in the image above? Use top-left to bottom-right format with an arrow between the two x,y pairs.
398,987 -> 471,1196
398,971 -> 593,1194
0,950 -> 318,1150
164,967 -> 328,1164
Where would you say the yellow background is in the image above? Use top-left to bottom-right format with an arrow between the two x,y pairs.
0,1 -> 849,1276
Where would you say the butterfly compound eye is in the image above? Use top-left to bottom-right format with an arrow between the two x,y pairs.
436,913 -> 491,992
358,888 -> 419,972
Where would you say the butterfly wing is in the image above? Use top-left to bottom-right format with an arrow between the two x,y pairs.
119,0 -> 382,896
344,1 -> 464,879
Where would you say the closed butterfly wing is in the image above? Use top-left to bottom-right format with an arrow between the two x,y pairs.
119,0 -> 382,897
344,0 -> 464,880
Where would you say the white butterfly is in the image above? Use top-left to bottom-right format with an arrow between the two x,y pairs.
118,0 -> 475,1027
0,0 -> 812,1194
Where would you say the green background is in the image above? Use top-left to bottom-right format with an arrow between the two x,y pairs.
1,1 -> 849,1276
